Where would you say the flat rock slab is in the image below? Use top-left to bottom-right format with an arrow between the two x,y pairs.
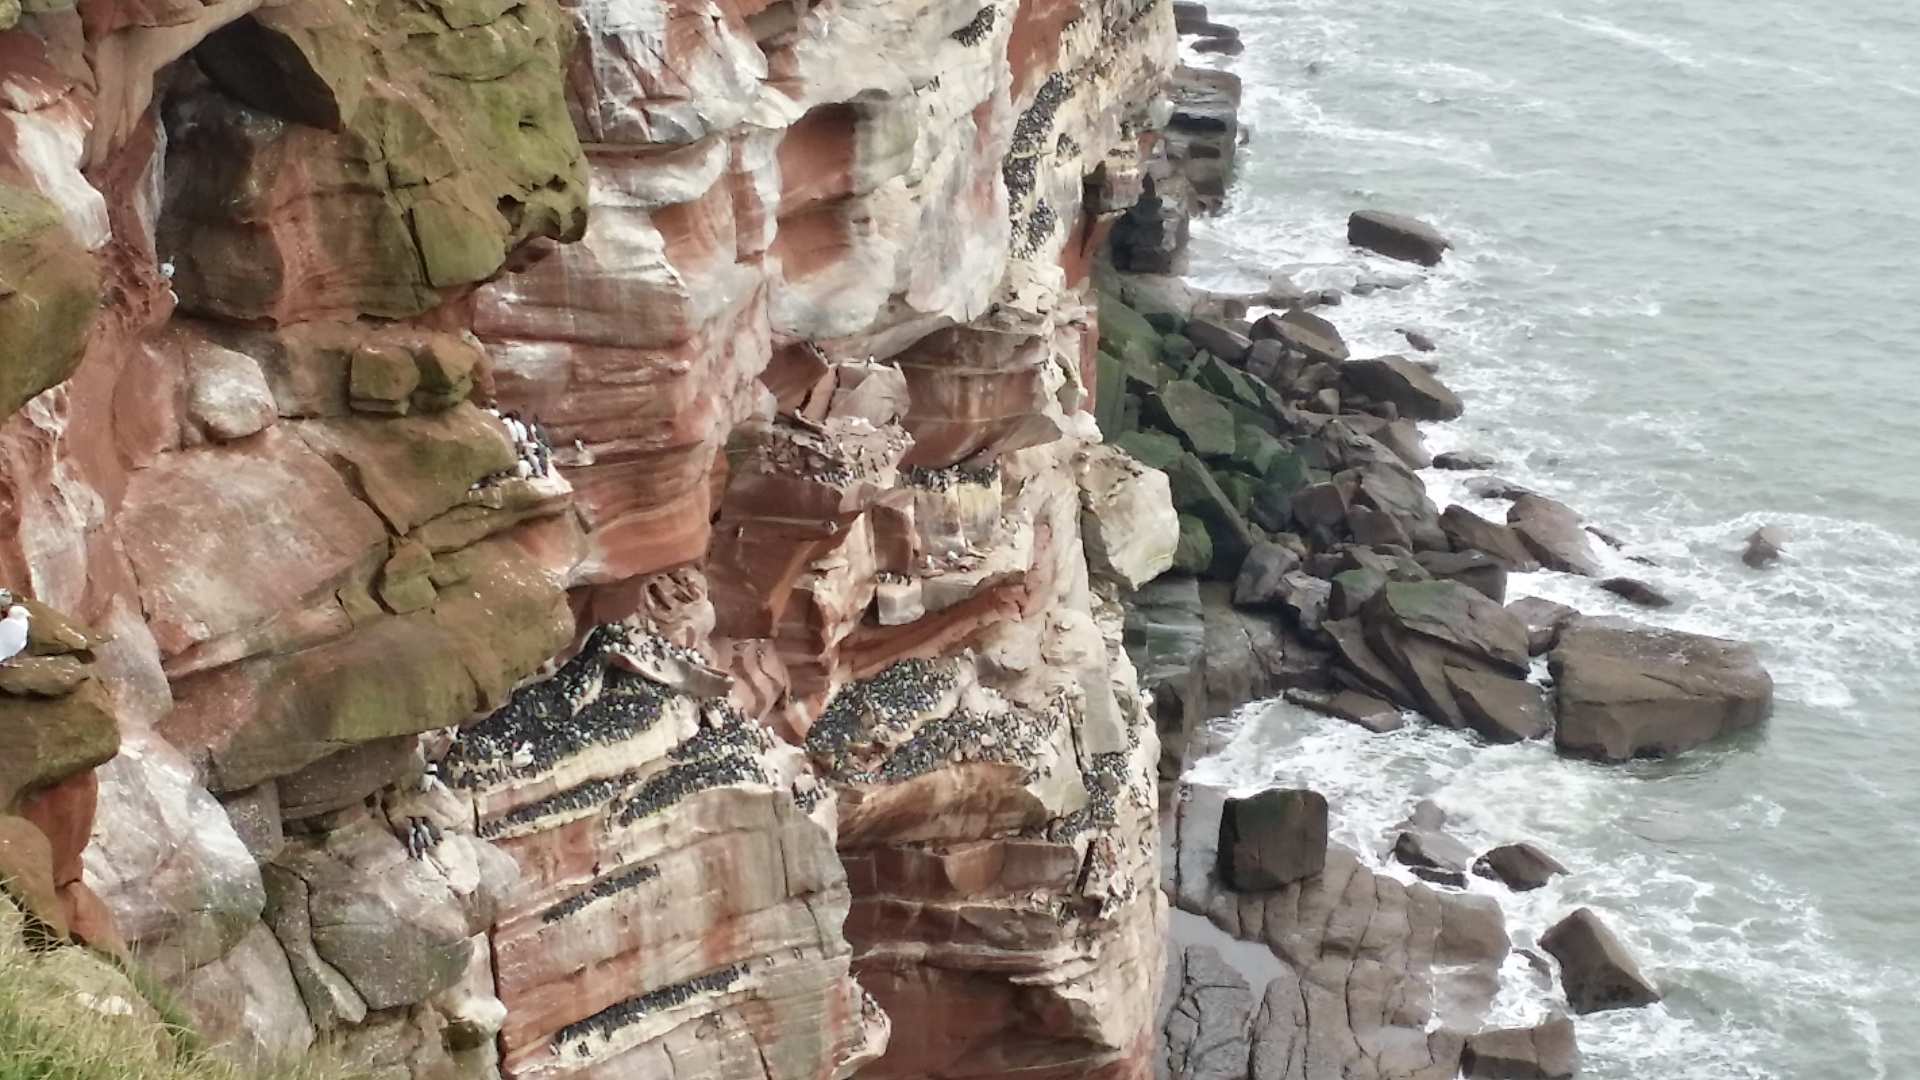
1505,597 -> 1576,655
1540,908 -> 1661,1014
1442,506 -> 1540,573
1462,1015 -> 1579,1079
1340,355 -> 1463,421
1158,945 -> 1256,1080
1551,616 -> 1773,761
1507,495 -> 1600,576
1349,210 -> 1453,267
1446,667 -> 1551,744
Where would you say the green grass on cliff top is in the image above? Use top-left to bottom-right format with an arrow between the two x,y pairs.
0,903 -> 364,1080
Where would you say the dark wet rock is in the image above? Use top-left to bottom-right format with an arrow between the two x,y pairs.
1434,449 -> 1496,470
1393,827 -> 1474,887
1506,596 -> 1577,655
1585,525 -> 1626,550
1249,308 -> 1349,366
1171,0 -> 1210,34
1173,513 -> 1215,575
1339,355 -> 1464,421
1473,842 -> 1569,892
1397,798 -> 1447,833
1191,34 -> 1244,55
1462,1015 -> 1579,1079
1242,337 -> 1304,392
1185,318 -> 1254,364
1466,476 -> 1534,501
1441,505 -> 1541,573
1507,494 -> 1601,576
1598,576 -> 1673,609
1349,416 -> 1431,470
1743,525 -> 1787,568
1284,688 -> 1405,733
1400,328 -> 1438,353
1109,179 -> 1192,274
1416,549 -> 1508,604
1157,945 -> 1255,1080
1219,788 -> 1329,891
1233,540 -> 1305,608
1446,667 -> 1551,743
1540,908 -> 1661,1014
1350,462 -> 1448,552
1348,209 -> 1453,266
1347,506 -> 1410,550
1551,617 -> 1773,761
1290,480 -> 1352,541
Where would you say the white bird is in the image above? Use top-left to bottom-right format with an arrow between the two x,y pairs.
0,606 -> 29,664
514,459 -> 533,479
510,741 -> 535,769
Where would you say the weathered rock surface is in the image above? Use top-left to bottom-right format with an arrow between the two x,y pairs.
1743,526 -> 1788,568
1507,496 -> 1602,576
1158,945 -> 1256,1080
1340,356 -> 1464,421
1552,617 -> 1774,761
1506,597 -> 1577,655
1539,908 -> 1661,1014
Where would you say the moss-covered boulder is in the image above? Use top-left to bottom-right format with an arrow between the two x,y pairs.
0,682 -> 119,811
1230,424 -> 1286,477
293,404 -> 516,532
1172,514 -> 1213,576
1112,429 -> 1183,470
1097,292 -> 1165,368
0,184 -> 100,417
1166,452 -> 1257,577
1148,381 -> 1237,459
1193,354 -> 1267,412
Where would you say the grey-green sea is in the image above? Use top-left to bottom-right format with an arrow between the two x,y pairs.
1178,2 -> 1920,1076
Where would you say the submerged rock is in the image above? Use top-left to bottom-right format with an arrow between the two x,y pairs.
1540,908 -> 1661,1014
1743,525 -> 1788,568
1434,449 -> 1496,470
1508,494 -> 1602,576
1598,576 -> 1673,609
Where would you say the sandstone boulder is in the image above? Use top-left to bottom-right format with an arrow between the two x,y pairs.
1462,1015 -> 1579,1079
1233,541 -> 1304,608
1508,494 -> 1601,576
1340,355 -> 1464,421
1349,209 -> 1452,266
1507,596 -> 1577,655
1551,617 -> 1773,761
1442,505 -> 1541,572
1540,908 -> 1661,1014
1218,788 -> 1329,891
1472,843 -> 1568,892
1184,318 -> 1253,364
1446,666 -> 1551,743
1599,576 -> 1673,609
1078,445 -> 1179,589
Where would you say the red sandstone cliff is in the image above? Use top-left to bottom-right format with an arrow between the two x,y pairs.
0,0 -> 1177,1074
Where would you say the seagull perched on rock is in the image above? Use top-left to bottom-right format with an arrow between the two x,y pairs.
510,741 -> 535,769
0,606 -> 30,665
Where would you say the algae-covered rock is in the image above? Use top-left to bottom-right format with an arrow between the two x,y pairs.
165,0 -> 588,322
293,404 -> 516,532
0,184 -> 100,417
1166,452 -> 1257,576
1098,292 -> 1165,367
1172,514 -> 1213,576
1149,381 -> 1237,459
1112,429 -> 1183,470
0,681 -> 119,810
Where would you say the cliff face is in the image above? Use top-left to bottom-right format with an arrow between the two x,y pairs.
0,0 -> 1176,1075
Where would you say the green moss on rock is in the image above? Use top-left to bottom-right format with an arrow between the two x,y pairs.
0,185 -> 100,418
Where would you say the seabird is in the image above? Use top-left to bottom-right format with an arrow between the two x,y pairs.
0,606 -> 29,665
510,741 -> 535,768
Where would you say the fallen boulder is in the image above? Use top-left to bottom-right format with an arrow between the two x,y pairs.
1366,580 -> 1531,675
1472,842 -> 1568,892
1743,525 -> 1787,568
1442,505 -> 1541,572
1551,617 -> 1773,761
1151,381 -> 1238,459
1250,308 -> 1349,365
1508,494 -> 1601,576
1392,827 -> 1474,887
1467,476 -> 1534,501
1218,788 -> 1329,891
1462,1015 -> 1579,1079
1446,666 -> 1551,743
1416,549 -> 1508,604
1434,449 -> 1496,470
1540,908 -> 1661,1014
1285,688 -> 1405,733
1233,540 -> 1304,608
1506,596 -> 1578,655
1348,209 -> 1452,266
1598,576 -> 1673,609
1184,318 -> 1253,364
1340,355 -> 1464,421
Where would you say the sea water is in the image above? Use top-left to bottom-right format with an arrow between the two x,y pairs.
1176,1 -> 1920,1075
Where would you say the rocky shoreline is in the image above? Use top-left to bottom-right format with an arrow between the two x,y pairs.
1117,11 -> 1779,1079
